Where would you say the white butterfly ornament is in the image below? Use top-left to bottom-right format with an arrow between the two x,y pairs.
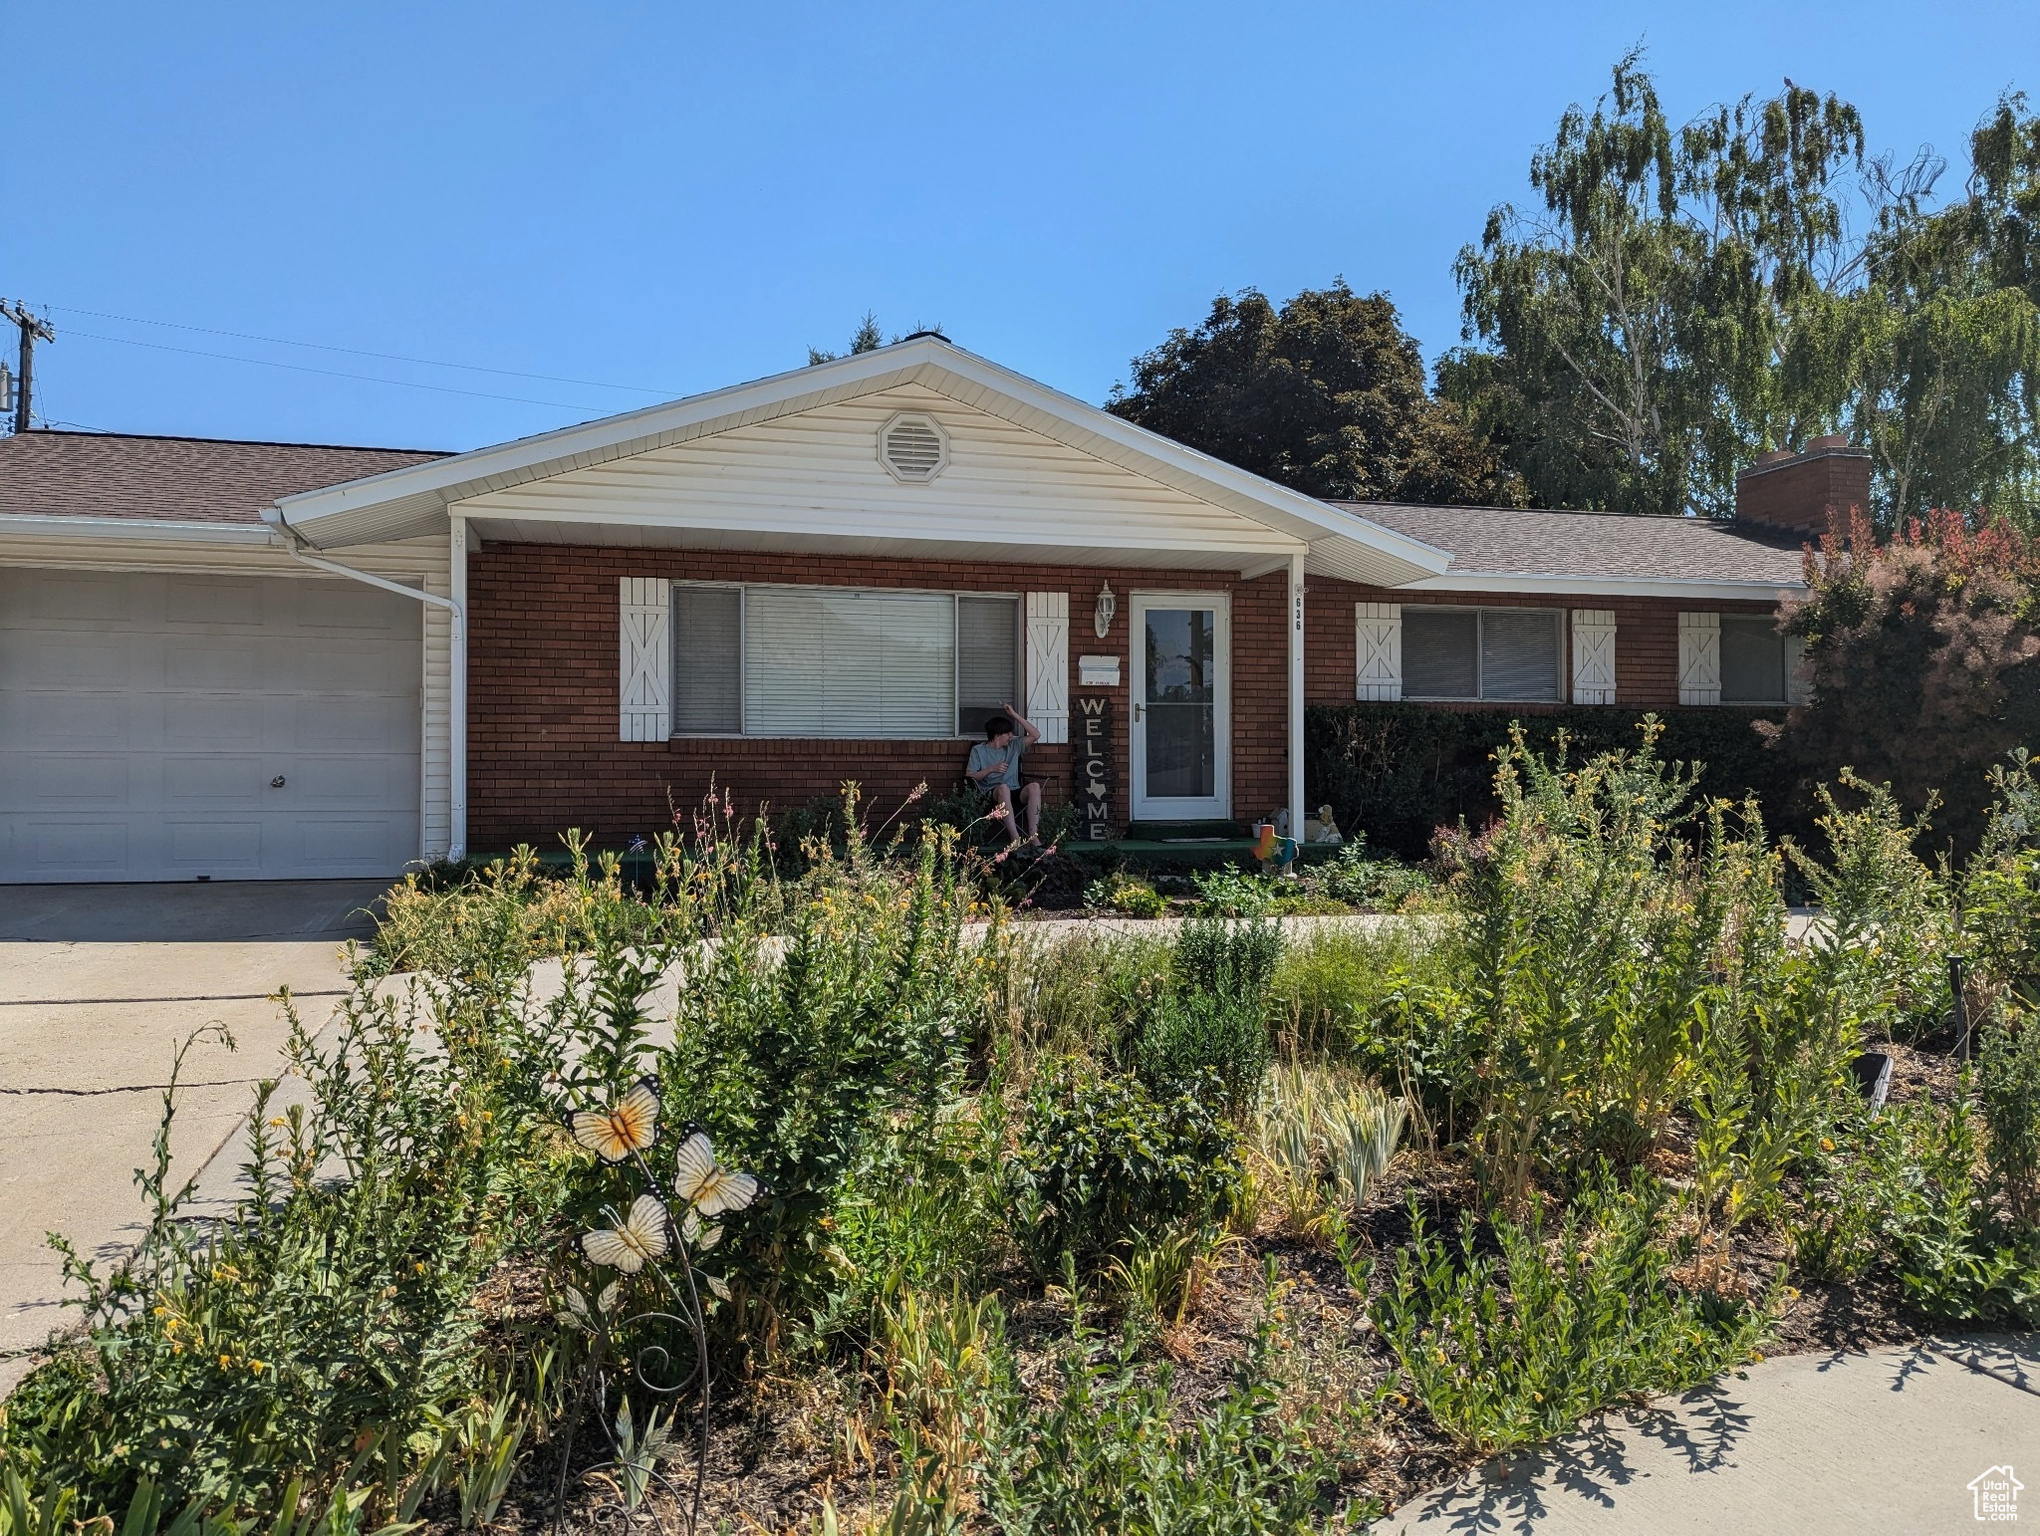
672,1129 -> 761,1219
580,1193 -> 672,1274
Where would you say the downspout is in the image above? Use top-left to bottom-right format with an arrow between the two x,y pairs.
1288,548 -> 1306,854
261,506 -> 468,864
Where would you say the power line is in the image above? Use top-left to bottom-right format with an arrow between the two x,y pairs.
63,328 -> 620,412
48,305 -> 676,395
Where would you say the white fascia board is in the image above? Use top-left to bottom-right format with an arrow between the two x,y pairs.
267,338 -> 1455,581
0,515 -> 274,546
1396,571 -> 1805,601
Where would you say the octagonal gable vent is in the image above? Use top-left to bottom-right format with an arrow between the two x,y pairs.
880,412 -> 948,483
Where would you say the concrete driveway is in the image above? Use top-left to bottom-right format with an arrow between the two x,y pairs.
0,880 -> 386,1395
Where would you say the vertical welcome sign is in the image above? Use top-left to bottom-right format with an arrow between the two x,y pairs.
1075,696 -> 1113,840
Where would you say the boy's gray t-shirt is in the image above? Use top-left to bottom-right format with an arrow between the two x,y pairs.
967,739 -> 1025,789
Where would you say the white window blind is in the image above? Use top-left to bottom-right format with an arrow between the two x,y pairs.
959,595 -> 1021,736
673,585 -> 743,734
1404,610 -> 1478,699
743,587 -> 956,738
1404,608 -> 1560,702
1482,611 -> 1561,701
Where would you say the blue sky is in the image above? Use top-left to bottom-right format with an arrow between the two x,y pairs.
8,1 -> 2033,451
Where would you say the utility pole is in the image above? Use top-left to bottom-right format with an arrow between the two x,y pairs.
0,301 -> 55,434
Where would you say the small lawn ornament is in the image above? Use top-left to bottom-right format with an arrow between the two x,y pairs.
554,1079 -> 763,1536
1253,821 -> 1299,874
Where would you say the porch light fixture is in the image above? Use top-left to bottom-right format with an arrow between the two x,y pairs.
1095,581 -> 1116,639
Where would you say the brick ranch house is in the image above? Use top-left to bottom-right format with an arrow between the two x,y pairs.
0,335 -> 1851,883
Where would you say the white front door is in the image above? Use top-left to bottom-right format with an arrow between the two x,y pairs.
1130,592 -> 1230,822
0,568 -> 422,883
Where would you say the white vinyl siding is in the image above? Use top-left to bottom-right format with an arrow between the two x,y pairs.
1403,607 -> 1562,703
457,383 -> 1303,568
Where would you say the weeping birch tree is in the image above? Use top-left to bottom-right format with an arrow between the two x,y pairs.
1448,55 -> 2040,528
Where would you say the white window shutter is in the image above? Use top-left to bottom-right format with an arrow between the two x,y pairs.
1785,634 -> 1813,705
1355,603 -> 1402,701
1678,613 -> 1721,706
1024,592 -> 1069,744
1570,609 -> 1617,705
619,577 -> 671,741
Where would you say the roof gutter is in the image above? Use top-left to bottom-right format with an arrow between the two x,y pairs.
1396,571 -> 1804,601
0,514 -> 274,544
262,505 -> 467,861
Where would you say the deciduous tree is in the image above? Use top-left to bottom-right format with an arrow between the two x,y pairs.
1449,56 -> 2040,527
1109,282 -> 1523,506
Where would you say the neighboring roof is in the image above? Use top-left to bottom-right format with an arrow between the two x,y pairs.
1335,500 -> 1808,595
269,336 -> 1454,588
0,430 -> 446,526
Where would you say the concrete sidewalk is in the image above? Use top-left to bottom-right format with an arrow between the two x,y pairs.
0,880 -> 385,1396
1381,1337 -> 2040,1534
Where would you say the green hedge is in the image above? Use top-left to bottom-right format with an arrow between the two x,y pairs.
1305,703 -> 1800,859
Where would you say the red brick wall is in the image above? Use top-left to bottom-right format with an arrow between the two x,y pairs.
467,545 -> 1291,849
1304,580 -> 1783,709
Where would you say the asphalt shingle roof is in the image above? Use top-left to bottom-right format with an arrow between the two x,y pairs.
1334,500 -> 1808,586
0,430 -> 446,525
0,431 -> 1807,588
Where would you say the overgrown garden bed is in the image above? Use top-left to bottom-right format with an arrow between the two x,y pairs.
5,736 -> 2039,1533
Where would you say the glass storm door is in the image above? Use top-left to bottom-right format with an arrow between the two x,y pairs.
1130,593 -> 1230,822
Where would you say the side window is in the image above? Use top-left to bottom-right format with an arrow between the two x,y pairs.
957,595 -> 1021,736
672,585 -> 743,733
1720,615 -> 1787,704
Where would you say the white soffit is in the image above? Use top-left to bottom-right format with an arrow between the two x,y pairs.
266,339 -> 1453,587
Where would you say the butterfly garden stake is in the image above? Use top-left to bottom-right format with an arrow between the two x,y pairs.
555,1077 -> 761,1536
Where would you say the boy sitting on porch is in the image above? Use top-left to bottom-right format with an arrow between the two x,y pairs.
966,703 -> 1042,846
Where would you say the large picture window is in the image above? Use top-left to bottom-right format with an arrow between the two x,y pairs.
671,583 -> 1019,739
1403,607 -> 1562,702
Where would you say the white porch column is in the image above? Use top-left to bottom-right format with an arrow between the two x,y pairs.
1288,549 -> 1306,846
449,515 -> 470,862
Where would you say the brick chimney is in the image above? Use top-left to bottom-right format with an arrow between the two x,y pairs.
1735,435 -> 1872,535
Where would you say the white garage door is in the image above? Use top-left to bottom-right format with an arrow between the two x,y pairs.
0,568 -> 422,882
